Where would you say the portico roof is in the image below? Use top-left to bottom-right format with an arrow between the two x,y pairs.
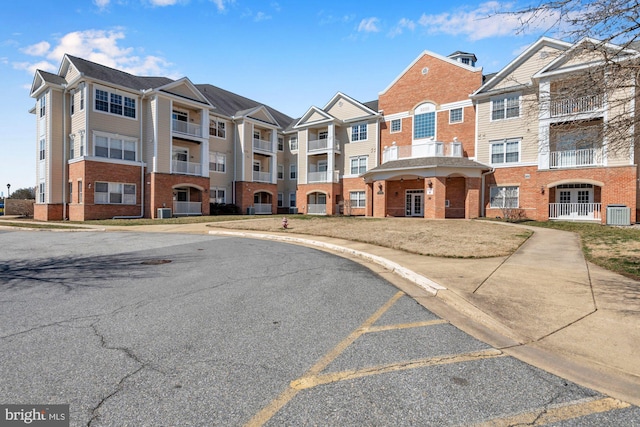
363,157 -> 491,182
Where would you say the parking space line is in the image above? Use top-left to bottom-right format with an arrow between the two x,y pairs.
470,396 -> 631,426
364,319 -> 449,333
244,291 -> 405,427
291,348 -> 505,390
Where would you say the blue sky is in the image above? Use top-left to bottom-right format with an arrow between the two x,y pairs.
0,0 -> 558,194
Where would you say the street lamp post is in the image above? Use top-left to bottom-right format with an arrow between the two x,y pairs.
6,184 -> 10,198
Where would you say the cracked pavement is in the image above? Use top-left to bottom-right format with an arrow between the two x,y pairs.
0,230 -> 638,426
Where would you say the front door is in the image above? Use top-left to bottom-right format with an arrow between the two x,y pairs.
405,190 -> 424,217
557,186 -> 593,219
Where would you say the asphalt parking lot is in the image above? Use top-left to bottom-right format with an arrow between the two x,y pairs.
0,229 -> 638,426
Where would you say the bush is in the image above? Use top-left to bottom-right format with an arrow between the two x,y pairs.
210,203 -> 240,215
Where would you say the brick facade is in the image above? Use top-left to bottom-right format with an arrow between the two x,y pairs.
235,181 -> 278,215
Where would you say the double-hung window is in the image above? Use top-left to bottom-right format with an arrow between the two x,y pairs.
491,94 -> 520,121
210,188 -> 226,204
39,93 -> 46,117
209,152 -> 226,173
70,92 -> 75,115
95,182 -> 136,205
350,191 -> 366,208
351,123 -> 367,141
289,136 -> 298,151
277,164 -> 284,180
39,139 -> 45,161
350,156 -> 367,175
94,133 -> 137,161
490,138 -> 520,164
290,164 -> 297,180
289,192 -> 296,207
490,186 -> 519,208
94,86 -> 136,119
209,117 -> 226,138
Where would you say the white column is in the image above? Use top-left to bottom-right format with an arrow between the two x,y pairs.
202,111 -> 210,177
327,123 -> 335,182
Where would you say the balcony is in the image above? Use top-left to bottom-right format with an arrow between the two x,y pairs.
549,203 -> 601,221
549,148 -> 601,169
253,171 -> 272,183
550,94 -> 603,118
308,139 -> 340,152
307,204 -> 327,215
254,203 -> 272,214
253,138 -> 276,154
382,141 -> 462,163
307,170 -> 339,183
173,201 -> 202,216
172,119 -> 202,138
172,160 -> 202,176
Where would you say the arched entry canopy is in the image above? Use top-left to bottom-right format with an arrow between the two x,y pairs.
362,157 -> 491,219
172,183 -> 206,216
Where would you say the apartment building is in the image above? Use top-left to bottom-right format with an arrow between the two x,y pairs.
289,92 -> 381,215
472,37 -> 639,224
30,55 -> 294,221
362,50 -> 488,219
30,38 -> 638,224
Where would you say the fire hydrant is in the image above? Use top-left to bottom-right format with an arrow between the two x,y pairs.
282,217 -> 289,229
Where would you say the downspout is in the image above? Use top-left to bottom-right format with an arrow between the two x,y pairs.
62,84 -> 68,220
480,167 -> 495,218
112,88 -> 151,219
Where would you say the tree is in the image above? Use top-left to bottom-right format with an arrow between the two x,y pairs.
9,187 -> 36,200
502,1 -> 640,154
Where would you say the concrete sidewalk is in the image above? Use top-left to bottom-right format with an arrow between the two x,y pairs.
2,218 -> 638,405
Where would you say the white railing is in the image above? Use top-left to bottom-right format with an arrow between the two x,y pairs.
172,160 -> 202,175
550,94 -> 603,117
308,139 -> 340,152
172,119 -> 202,137
382,141 -> 462,163
253,171 -> 272,183
173,201 -> 202,215
254,203 -> 272,214
549,203 -> 601,221
549,148 -> 600,169
308,171 -> 328,183
307,204 -> 327,215
253,138 -> 275,153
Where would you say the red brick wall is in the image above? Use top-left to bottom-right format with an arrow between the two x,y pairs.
148,173 -> 210,218
296,182 -> 341,215
485,165 -> 638,223
235,181 -> 278,215
342,177 -> 366,216
34,204 -> 64,221
445,177 -> 466,218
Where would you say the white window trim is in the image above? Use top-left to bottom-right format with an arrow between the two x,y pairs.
92,131 -> 139,163
351,123 -> 368,142
277,164 -> 284,180
413,102 -> 437,141
449,107 -> 464,124
350,155 -> 368,175
277,192 -> 284,207
289,137 -> 298,152
209,116 -> 227,139
390,118 -> 402,134
489,186 -> 519,209
490,138 -> 521,165
349,191 -> 366,208
490,93 -> 521,122
289,192 -> 296,207
289,164 -> 297,180
210,187 -> 226,204
209,152 -> 226,173
95,182 -> 137,205
93,84 -> 138,121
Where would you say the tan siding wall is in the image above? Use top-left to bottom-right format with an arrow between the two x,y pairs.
155,97 -> 171,174
64,64 -> 80,83
606,85 -> 635,166
493,46 -> 563,90
326,99 -> 367,121
143,98 -> 154,166
298,130 -> 308,183
304,111 -> 326,124
49,89 -> 64,203
166,84 -> 199,100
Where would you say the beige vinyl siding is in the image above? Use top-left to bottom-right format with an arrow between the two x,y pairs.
49,89 -> 65,204
166,84 -> 199,100
493,46 -> 564,90
64,64 -> 80,83
342,139 -> 376,174
298,130 -> 309,183
326,98 -> 368,121
143,98 -> 154,167
347,121 -> 375,144
606,85 -> 636,166
88,84 -> 140,139
476,93 -> 539,164
303,111 -> 326,124
155,97 -> 171,173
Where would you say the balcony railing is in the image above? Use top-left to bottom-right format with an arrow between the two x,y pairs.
549,148 -> 601,169
172,119 -> 202,137
253,138 -> 275,153
254,203 -> 272,214
308,139 -> 340,152
307,170 -> 339,183
173,201 -> 202,216
549,203 -> 601,221
382,141 -> 462,163
307,204 -> 327,215
253,171 -> 272,183
550,94 -> 603,117
172,160 -> 202,175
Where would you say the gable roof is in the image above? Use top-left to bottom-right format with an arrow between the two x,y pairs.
471,37 -> 571,97
30,70 -> 66,96
64,55 -> 174,91
195,83 -> 293,129
380,49 -> 482,96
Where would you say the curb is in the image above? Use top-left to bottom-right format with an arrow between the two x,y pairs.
208,230 -> 446,295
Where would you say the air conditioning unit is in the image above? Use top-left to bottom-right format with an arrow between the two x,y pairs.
157,208 -> 172,219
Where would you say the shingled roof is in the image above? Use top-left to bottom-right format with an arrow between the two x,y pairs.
365,156 -> 490,175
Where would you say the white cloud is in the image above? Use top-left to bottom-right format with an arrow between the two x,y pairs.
149,0 -> 180,6
93,0 -> 110,9
22,41 -> 51,56
211,0 -> 235,12
388,18 -> 416,38
14,29 -> 176,77
358,17 -> 380,33
254,11 -> 272,22
417,1 -> 559,41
